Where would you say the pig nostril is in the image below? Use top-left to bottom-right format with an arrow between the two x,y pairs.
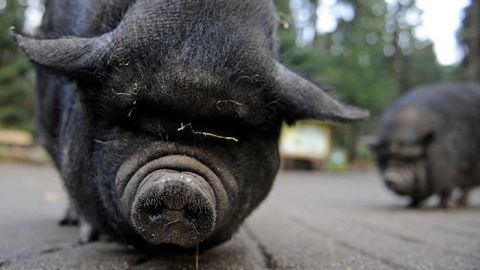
145,204 -> 164,222
185,208 -> 195,219
184,206 -> 200,221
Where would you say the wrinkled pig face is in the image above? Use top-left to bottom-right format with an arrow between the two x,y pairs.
81,47 -> 287,247
370,134 -> 433,197
89,65 -> 284,247
13,0 -> 368,248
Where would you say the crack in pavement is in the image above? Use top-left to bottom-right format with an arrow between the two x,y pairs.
244,225 -> 277,270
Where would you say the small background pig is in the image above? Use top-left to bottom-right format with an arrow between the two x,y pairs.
370,82 -> 480,208
13,0 -> 367,249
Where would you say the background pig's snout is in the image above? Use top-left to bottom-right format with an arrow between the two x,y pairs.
383,170 -> 414,195
385,179 -> 399,191
131,170 -> 216,248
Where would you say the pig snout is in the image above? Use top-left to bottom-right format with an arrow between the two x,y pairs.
383,169 -> 414,195
131,170 -> 216,247
117,155 -> 233,248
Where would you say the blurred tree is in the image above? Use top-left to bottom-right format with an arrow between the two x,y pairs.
459,0 -> 480,81
384,0 -> 417,93
384,0 -> 448,91
318,0 -> 396,162
0,0 -> 34,131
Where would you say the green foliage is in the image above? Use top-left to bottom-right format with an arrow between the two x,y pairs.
0,0 -> 34,131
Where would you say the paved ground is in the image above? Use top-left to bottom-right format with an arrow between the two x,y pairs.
0,163 -> 479,270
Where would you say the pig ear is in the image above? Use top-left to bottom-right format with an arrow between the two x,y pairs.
367,137 -> 381,153
274,62 -> 369,122
408,132 -> 434,146
10,27 -> 111,76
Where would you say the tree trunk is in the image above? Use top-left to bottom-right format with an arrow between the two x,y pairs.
312,0 -> 323,49
346,124 -> 360,165
391,2 -> 407,93
465,0 -> 480,81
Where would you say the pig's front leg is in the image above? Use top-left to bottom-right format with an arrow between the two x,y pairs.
456,187 -> 471,207
79,215 -> 100,243
407,197 -> 422,208
58,201 -> 100,243
439,190 -> 454,209
59,202 -> 79,226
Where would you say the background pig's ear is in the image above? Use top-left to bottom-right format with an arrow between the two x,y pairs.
408,131 -> 434,146
367,137 -> 381,153
10,27 -> 111,77
274,62 -> 369,122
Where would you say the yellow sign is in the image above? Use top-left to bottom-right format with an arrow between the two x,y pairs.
0,129 -> 33,146
280,121 -> 332,160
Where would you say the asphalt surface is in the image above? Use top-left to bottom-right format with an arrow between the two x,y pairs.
0,163 -> 479,270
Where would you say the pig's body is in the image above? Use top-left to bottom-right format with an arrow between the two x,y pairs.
15,0 -> 367,248
372,82 -> 480,207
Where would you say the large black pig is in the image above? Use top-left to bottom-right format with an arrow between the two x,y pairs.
12,0 -> 367,248
370,82 -> 480,208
